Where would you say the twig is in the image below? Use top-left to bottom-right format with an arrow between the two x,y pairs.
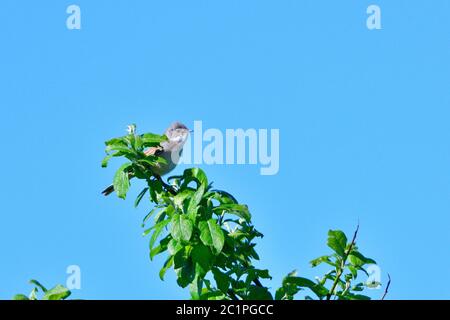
253,277 -> 263,288
241,260 -> 264,288
326,223 -> 360,300
154,175 -> 178,195
227,289 -> 240,300
381,274 -> 391,300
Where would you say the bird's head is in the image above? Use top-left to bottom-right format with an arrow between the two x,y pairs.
165,121 -> 191,145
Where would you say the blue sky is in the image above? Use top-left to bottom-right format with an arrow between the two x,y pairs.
0,0 -> 449,299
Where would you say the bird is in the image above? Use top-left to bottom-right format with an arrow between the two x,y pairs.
101,121 -> 191,196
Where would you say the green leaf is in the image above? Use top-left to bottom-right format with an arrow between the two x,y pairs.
182,168 -> 208,189
29,279 -> 47,292
148,219 -> 170,251
191,244 -> 212,277
189,276 -> 203,300
155,156 -> 168,165
187,184 -> 206,219
134,187 -> 149,208
154,206 -> 170,224
284,276 -> 328,298
208,189 -> 238,204
150,236 -> 170,260
106,144 -> 136,158
348,251 -> 376,267
199,219 -> 225,255
212,268 -> 230,294
101,154 -> 113,168
174,246 -> 191,269
173,189 -> 194,212
159,255 -> 174,280
170,214 -> 194,242
42,285 -> 71,300
327,230 -> 348,257
104,137 -> 127,147
248,247 -> 260,260
214,204 -> 251,222
167,175 -> 183,186
141,207 -> 160,227
346,293 -> 371,300
176,259 -> 196,288
113,163 -> 132,199
247,286 -> 273,300
148,179 -> 164,203
141,133 -> 166,145
257,269 -> 272,279
310,255 -> 335,268
133,133 -> 143,150
13,294 -> 29,300
202,290 -> 227,300
348,265 -> 358,278
246,269 -> 272,287
150,246 -> 164,260
275,288 -> 285,300
351,282 -> 365,292
138,158 -> 160,170
168,238 -> 184,256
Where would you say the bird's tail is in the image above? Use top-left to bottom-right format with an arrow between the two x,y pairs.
101,184 -> 115,196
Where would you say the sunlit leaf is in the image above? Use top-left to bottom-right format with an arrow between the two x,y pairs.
284,276 -> 328,298
348,251 -> 376,267
150,236 -> 170,260
148,219 -> 170,251
199,219 -> 225,255
187,184 -> 205,220
214,204 -> 251,222
135,187 -> 149,208
310,255 -> 335,268
159,256 -> 174,281
170,214 -> 193,242
29,279 -> 47,293
141,133 -> 167,146
182,168 -> 208,189
327,230 -> 348,257
42,285 -> 71,300
113,163 -> 132,199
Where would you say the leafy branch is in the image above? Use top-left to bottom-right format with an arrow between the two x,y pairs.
101,125 -> 389,300
13,280 -> 71,300
326,224 -> 360,300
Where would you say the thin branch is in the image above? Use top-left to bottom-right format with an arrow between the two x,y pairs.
381,273 -> 391,300
154,175 -> 178,195
241,260 -> 264,288
326,223 -> 360,300
253,277 -> 263,288
227,289 -> 240,300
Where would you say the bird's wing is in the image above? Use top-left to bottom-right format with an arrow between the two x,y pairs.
144,146 -> 164,157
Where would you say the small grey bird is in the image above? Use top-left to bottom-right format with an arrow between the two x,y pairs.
102,121 -> 191,196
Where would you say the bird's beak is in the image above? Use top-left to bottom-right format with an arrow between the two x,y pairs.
189,129 -> 194,133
